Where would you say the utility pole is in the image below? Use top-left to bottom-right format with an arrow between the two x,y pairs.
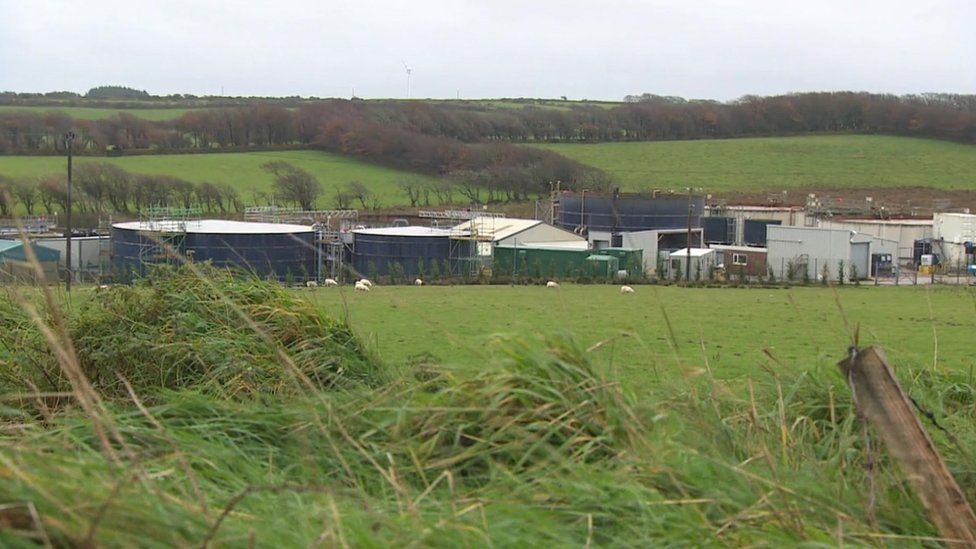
686,187 -> 693,282
65,132 -> 74,292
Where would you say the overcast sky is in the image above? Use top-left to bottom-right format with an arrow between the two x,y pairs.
2,0 -> 973,101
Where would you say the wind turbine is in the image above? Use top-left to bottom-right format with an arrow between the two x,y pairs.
402,61 -> 412,99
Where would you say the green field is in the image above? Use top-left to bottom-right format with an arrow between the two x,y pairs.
312,284 -> 973,392
0,150 -> 436,208
3,275 -> 975,546
539,135 -> 976,193
0,105 -> 201,121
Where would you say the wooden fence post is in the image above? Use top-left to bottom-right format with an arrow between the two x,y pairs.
839,346 -> 976,547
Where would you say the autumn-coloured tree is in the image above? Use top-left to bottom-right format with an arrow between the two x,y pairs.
260,161 -> 321,210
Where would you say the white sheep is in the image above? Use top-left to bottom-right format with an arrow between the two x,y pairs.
620,285 -> 635,294
324,278 -> 339,287
358,279 -> 373,288
354,282 -> 370,292
546,280 -> 560,288
414,278 -> 424,286
306,280 -> 318,288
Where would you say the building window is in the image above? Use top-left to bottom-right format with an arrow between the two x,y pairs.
732,253 -> 748,266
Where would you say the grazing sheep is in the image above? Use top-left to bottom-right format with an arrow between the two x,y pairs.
96,284 -> 110,291
359,279 -> 373,288
354,282 -> 370,292
546,280 -> 560,288
414,278 -> 424,286
620,285 -> 635,294
324,278 -> 339,287
306,280 -> 319,288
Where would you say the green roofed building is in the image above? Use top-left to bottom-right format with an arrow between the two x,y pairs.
493,245 -> 642,280
0,239 -> 61,283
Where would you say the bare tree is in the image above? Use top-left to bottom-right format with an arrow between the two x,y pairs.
345,181 -> 372,209
13,179 -> 37,215
38,176 -> 67,214
260,161 -> 321,210
0,175 -> 17,216
397,178 -> 422,207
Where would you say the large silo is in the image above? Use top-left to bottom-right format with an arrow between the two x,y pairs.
559,192 -> 703,233
112,220 -> 315,280
351,227 -> 456,278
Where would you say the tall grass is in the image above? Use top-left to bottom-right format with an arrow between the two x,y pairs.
1,270 -> 974,546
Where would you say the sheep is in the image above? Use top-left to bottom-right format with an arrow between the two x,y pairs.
414,278 -> 424,286
620,285 -> 635,294
354,282 -> 370,292
324,278 -> 339,287
546,280 -> 560,288
96,284 -> 110,291
306,280 -> 318,288
358,279 -> 373,288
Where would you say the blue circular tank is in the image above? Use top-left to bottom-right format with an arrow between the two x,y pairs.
112,220 -> 315,281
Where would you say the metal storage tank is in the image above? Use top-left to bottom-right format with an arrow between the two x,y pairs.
112,220 -> 315,281
351,227 -> 456,277
702,216 -> 735,244
559,193 -> 703,233
743,219 -> 781,246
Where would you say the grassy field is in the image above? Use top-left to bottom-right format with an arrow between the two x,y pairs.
0,150 -> 436,208
312,283 -> 975,393
0,105 -> 201,121
3,274 -> 976,546
539,135 -> 976,193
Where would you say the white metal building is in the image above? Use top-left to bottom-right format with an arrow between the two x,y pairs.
767,226 -> 897,282
933,213 -> 976,266
667,248 -> 717,280
452,217 -> 587,258
814,218 -> 932,264
589,228 -> 703,275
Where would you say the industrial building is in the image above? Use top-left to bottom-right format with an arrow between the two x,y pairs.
704,205 -> 806,246
35,235 -> 111,283
766,226 -> 897,282
452,217 -> 587,258
492,245 -> 642,280
932,213 -> 976,267
350,226 -> 463,278
588,228 -> 703,275
710,245 -> 768,278
112,219 -> 316,281
667,248 -> 717,280
559,192 -> 703,234
0,240 -> 61,283
813,218 -> 932,264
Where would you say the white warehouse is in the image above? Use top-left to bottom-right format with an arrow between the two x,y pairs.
767,226 -> 897,282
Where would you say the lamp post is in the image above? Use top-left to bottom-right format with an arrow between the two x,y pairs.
65,131 -> 75,292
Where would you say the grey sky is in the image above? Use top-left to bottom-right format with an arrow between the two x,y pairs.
2,0 -> 973,101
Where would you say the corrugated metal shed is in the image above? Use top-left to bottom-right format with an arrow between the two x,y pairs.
493,245 -> 642,279
0,239 -> 61,282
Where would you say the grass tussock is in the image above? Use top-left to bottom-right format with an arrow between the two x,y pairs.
0,265 -> 384,400
2,272 -> 975,546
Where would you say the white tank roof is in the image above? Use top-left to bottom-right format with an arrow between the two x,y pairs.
112,219 -> 313,234
352,226 -> 451,237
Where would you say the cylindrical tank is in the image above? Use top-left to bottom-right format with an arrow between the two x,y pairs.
112,220 -> 315,281
559,193 -> 703,233
351,227 -> 453,277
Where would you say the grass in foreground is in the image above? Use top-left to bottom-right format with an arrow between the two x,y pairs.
0,150 -> 438,209
1,274 -> 975,546
538,134 -> 976,193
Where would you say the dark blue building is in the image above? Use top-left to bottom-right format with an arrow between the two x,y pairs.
112,220 -> 315,280
559,192 -> 704,234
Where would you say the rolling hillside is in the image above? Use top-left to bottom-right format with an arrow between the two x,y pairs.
538,135 -> 976,194
0,150 -> 437,209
